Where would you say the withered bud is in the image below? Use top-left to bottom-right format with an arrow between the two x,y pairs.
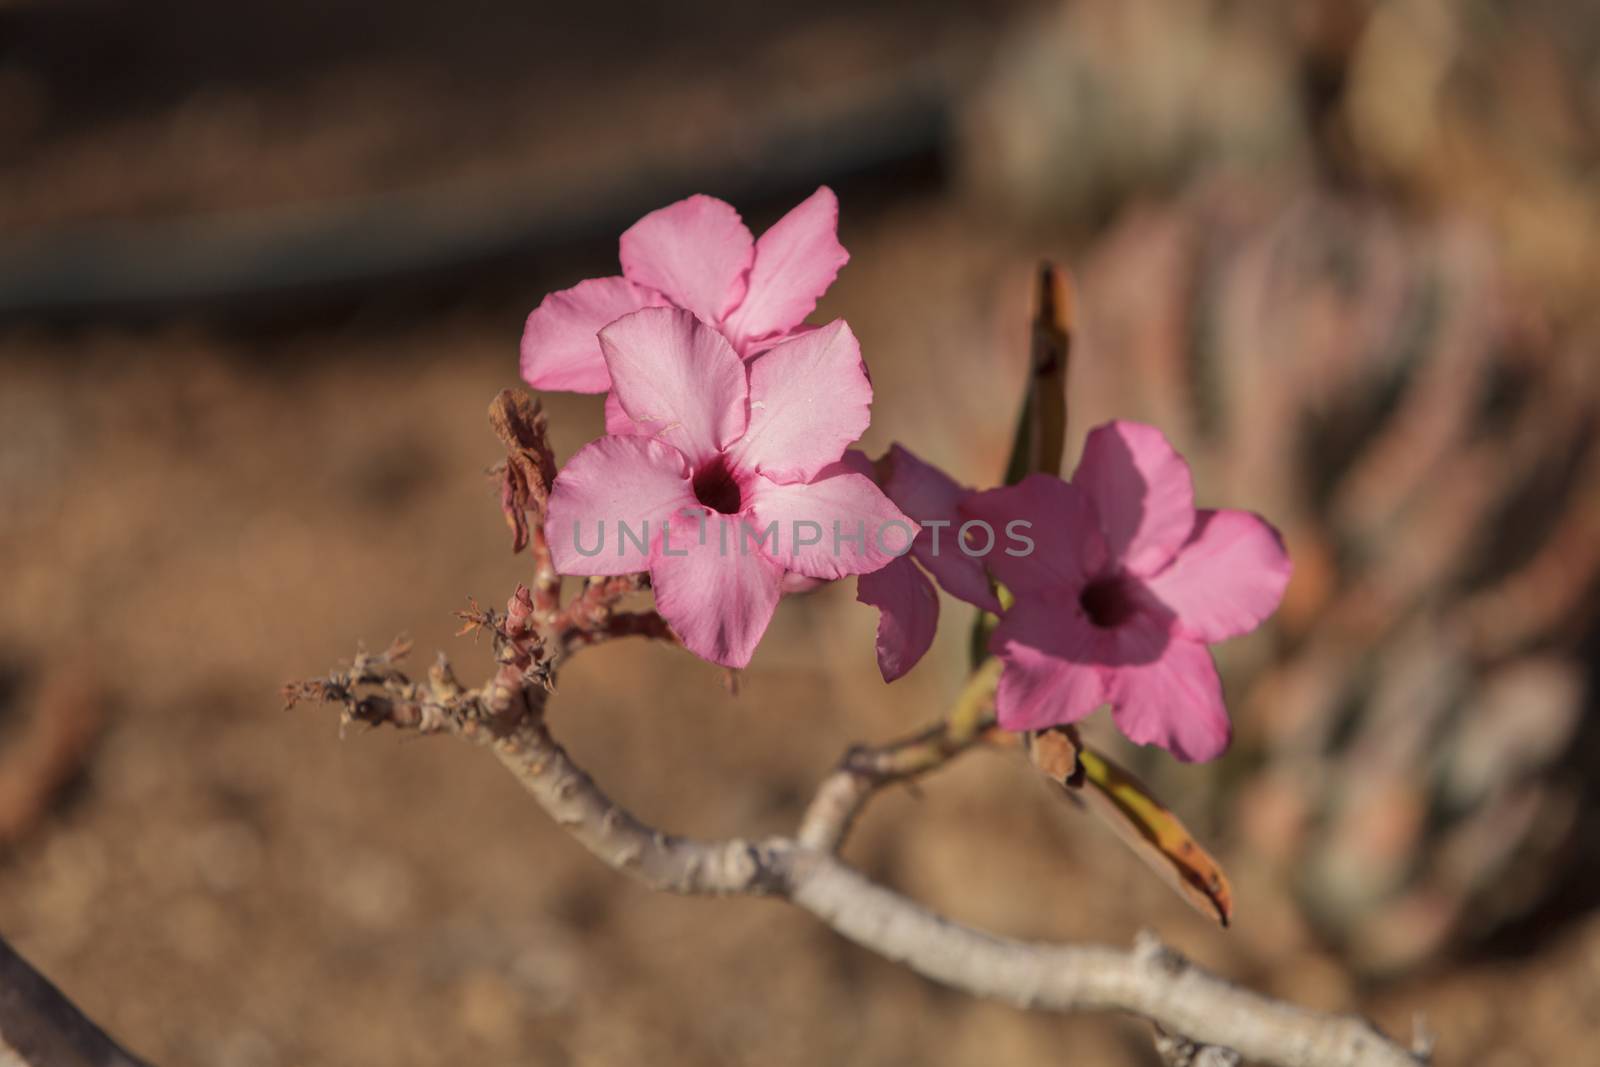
489,389 -> 559,554
506,584 -> 537,633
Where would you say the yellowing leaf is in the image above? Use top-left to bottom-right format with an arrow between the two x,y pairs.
1027,726 -> 1234,927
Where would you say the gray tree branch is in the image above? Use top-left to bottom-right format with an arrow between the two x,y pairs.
293,638 -> 1427,1067
0,934 -> 150,1067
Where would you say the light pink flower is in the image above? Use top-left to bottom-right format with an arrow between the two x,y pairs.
846,445 -> 1001,682
962,421 -> 1291,762
546,307 -> 908,668
521,188 -> 848,393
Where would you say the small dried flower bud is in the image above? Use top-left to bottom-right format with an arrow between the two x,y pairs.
489,389 -> 558,554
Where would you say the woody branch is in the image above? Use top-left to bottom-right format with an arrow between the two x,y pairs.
279,620 -> 1426,1067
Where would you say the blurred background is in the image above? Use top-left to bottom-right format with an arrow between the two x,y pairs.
3,1 -> 1600,1063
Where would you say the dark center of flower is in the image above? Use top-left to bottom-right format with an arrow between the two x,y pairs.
1079,575 -> 1138,628
692,457 -> 743,515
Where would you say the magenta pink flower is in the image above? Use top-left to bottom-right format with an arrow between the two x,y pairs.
962,421 -> 1291,762
546,307 -> 908,668
847,445 -> 1001,682
521,188 -> 848,393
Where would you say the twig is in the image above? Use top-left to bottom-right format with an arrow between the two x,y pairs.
529,525 -> 562,618
798,657 -> 1004,852
552,576 -> 677,658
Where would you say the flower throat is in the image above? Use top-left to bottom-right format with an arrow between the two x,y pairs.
693,458 -> 743,515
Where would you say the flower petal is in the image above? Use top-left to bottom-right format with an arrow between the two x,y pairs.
857,555 -> 939,682
916,542 -> 1003,613
882,443 -> 964,519
520,276 -> 665,393
650,511 -> 783,668
743,322 -> 820,360
603,389 -> 647,436
990,595 -> 1109,732
1144,509 -> 1292,642
721,186 -> 849,349
881,444 -> 1001,612
619,194 -> 754,326
547,436 -> 694,575
1073,421 -> 1197,575
747,469 -> 911,580
828,448 -> 877,480
960,474 -> 1108,597
1108,631 -> 1231,763
781,572 -> 828,595
599,307 -> 748,468
726,320 -> 871,484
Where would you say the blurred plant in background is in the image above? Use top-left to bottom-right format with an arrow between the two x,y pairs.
963,0 -> 1309,224
1079,181 -> 1595,974
964,0 -> 1600,974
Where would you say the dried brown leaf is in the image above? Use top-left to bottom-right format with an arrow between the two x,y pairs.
488,389 -> 558,554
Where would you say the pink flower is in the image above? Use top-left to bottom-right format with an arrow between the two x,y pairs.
962,421 -> 1291,762
521,188 -> 848,393
546,307 -> 909,668
845,445 -> 1002,682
